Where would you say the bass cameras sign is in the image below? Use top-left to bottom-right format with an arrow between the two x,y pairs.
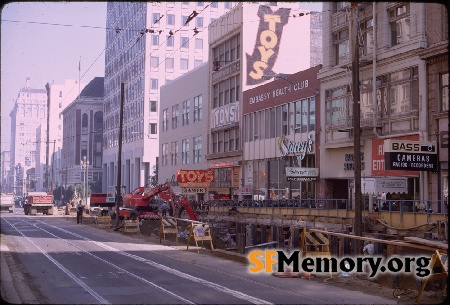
384,140 -> 438,172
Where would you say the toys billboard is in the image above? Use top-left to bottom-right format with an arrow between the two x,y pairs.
384,140 -> 438,172
243,3 -> 311,91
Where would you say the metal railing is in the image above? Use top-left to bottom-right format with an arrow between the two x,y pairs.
205,199 -> 448,214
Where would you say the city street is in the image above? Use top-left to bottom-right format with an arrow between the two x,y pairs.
0,210 -> 399,305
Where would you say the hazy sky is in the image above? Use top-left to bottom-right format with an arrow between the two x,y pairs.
1,2 -> 322,153
1,2 -> 107,151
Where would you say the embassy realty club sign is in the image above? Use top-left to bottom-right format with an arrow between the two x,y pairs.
384,140 -> 438,172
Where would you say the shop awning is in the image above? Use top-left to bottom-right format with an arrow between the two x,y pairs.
351,177 -> 408,194
234,184 -> 253,195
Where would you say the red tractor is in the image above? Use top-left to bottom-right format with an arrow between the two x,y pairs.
118,182 -> 198,221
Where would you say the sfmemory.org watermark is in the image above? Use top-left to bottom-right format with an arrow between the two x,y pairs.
248,250 -> 433,278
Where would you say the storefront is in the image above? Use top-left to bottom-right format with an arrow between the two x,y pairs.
242,66 -> 322,200
176,169 -> 214,202
208,161 -> 240,200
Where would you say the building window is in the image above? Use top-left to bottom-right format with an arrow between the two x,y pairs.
151,78 -> 158,90
151,35 -> 159,46
211,2 -> 218,8
360,18 -> 373,57
150,56 -> 159,68
197,2 -> 204,6
196,17 -> 203,27
182,15 -> 188,26
194,95 -> 202,122
149,123 -> 157,135
182,139 -> 189,165
210,18 -> 216,24
181,36 -> 189,49
166,57 -> 174,70
172,104 -> 179,129
171,141 -> 178,165
81,141 -> 87,160
167,14 -> 175,26
195,59 -> 203,67
325,86 -> 350,126
152,13 -> 160,25
180,58 -> 189,70
212,34 -> 240,65
389,3 -> 410,46
162,143 -> 168,166
212,74 -> 240,108
193,136 -> 202,163
150,100 -> 157,113
225,2 -> 232,9
59,91 -> 62,97
195,38 -> 203,50
162,109 -> 168,132
182,100 -> 190,126
167,35 -> 174,47
334,28 -> 349,65
441,73 -> 449,112
82,113 -> 88,134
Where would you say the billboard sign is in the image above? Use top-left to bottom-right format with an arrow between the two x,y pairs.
243,4 -> 311,91
384,140 -> 438,172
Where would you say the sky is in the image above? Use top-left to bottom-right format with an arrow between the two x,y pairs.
0,2 -> 323,153
1,2 -> 107,152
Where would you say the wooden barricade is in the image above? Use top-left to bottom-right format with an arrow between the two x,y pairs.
160,217 -> 178,244
187,221 -> 214,253
121,219 -> 140,234
300,227 -> 332,279
416,250 -> 448,302
96,216 -> 112,229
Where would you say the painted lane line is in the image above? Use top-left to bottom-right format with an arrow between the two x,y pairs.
2,218 -> 109,305
32,221 -> 195,304
44,222 -> 273,305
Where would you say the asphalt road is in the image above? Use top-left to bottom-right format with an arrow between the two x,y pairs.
1,210 -> 397,304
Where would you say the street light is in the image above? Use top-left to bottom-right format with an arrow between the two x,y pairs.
80,156 -> 89,205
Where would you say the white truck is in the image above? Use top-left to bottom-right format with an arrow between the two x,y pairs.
26,192 -> 54,215
0,193 -> 15,213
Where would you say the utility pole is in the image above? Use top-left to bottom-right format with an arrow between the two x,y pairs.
45,83 -> 51,193
115,83 -> 125,229
351,2 -> 362,254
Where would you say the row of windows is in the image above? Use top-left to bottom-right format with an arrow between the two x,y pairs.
162,95 -> 203,132
150,55 -> 204,72
213,75 -> 240,109
161,136 -> 202,166
333,3 -> 411,66
325,67 -> 420,127
211,128 -> 240,153
244,98 -> 316,143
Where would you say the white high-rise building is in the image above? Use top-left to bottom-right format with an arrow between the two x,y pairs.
103,2 -> 235,193
9,76 -> 47,196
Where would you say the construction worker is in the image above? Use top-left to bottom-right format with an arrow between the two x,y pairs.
160,201 -> 169,217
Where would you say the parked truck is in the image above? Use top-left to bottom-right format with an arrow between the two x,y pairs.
26,192 -> 54,215
0,193 -> 15,213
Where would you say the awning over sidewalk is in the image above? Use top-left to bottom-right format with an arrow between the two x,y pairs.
351,177 -> 408,194
234,184 -> 252,195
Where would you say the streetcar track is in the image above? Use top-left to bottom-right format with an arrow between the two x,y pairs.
3,217 -> 275,304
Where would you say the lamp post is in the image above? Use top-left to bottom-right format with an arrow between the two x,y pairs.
80,156 -> 89,205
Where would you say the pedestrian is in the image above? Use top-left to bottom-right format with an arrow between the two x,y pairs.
160,201 -> 169,217
76,200 -> 84,224
23,198 -> 28,215
372,203 -> 379,212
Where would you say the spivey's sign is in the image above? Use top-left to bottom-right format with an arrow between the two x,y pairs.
176,170 -> 214,183
246,6 -> 291,86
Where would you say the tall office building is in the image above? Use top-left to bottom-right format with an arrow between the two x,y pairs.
9,76 -> 47,195
103,2 -> 235,193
